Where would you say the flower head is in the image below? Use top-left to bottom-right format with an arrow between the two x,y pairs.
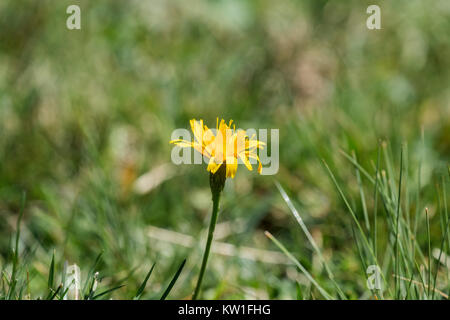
170,118 -> 265,178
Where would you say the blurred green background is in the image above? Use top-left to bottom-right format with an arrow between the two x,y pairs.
0,0 -> 449,299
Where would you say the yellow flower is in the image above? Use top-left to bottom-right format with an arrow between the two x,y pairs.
170,118 -> 265,178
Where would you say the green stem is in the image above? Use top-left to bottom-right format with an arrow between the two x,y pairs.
193,191 -> 221,300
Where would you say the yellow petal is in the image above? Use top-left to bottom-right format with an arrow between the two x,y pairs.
193,142 -> 210,158
226,161 -> 238,178
190,119 -> 204,145
207,157 -> 223,174
247,139 -> 265,149
170,139 -> 193,148
249,154 -> 263,174
238,153 -> 253,171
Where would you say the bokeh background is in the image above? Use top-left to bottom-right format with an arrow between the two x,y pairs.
0,0 -> 449,299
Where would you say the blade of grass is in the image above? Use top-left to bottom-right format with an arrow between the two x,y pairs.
352,151 -> 370,232
58,285 -> 71,300
134,262 -> 156,299
373,142 -> 381,261
264,231 -> 334,300
351,224 -> 370,295
442,176 -> 450,268
425,208 -> 431,299
60,261 -> 67,299
7,192 -> 26,299
48,284 -> 62,300
48,250 -> 55,291
91,284 -> 125,300
160,259 -> 186,300
404,266 -> 416,300
82,251 -> 103,297
443,175 -> 450,290
413,260 -> 429,299
432,218 -> 449,299
413,129 -> 425,261
339,149 -> 375,184
26,270 -> 30,300
394,147 -> 403,299
275,181 -> 346,299
296,281 -> 303,300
